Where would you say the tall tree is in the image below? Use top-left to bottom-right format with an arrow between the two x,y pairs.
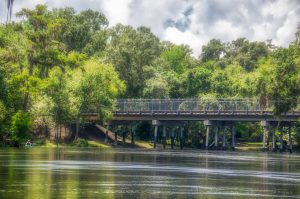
271,47 -> 300,116
106,24 -> 161,97
201,39 -> 225,62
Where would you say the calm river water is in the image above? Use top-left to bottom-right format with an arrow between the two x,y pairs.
0,148 -> 300,198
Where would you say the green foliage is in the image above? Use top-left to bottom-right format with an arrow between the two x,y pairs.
74,59 -> 125,121
161,44 -> 193,74
10,111 -> 32,142
270,47 -> 300,115
201,39 -> 225,62
71,138 -> 89,147
106,24 -> 161,97
56,8 -> 109,54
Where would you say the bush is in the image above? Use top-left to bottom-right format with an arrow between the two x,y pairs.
10,111 -> 32,143
71,138 -> 89,147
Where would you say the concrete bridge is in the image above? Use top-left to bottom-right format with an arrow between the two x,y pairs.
84,99 -> 300,152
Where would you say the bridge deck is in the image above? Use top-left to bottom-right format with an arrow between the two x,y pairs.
84,99 -> 300,122
113,110 -> 300,121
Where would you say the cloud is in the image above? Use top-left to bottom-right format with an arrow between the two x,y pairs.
0,0 -> 299,56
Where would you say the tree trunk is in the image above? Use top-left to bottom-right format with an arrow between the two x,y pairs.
22,54 -> 34,112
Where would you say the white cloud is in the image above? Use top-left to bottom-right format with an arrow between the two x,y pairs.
164,27 -> 204,56
0,0 -> 299,55
101,0 -> 132,25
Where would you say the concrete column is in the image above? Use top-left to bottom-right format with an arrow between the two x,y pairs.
162,126 -> 167,149
280,127 -> 284,152
288,126 -> 292,153
131,128 -> 135,145
171,128 -> 175,149
214,127 -> 218,148
114,131 -> 118,145
272,130 -> 276,152
231,126 -> 235,150
205,125 -> 210,150
180,127 -> 184,150
154,125 -> 158,149
263,126 -> 269,149
222,127 -> 226,148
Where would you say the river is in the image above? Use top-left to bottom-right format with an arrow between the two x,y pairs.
0,148 -> 299,198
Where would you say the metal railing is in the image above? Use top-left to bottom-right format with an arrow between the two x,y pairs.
114,99 -> 300,113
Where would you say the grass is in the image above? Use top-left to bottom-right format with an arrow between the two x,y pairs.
133,140 -> 153,149
87,140 -> 111,148
34,139 -> 111,148
235,141 -> 263,151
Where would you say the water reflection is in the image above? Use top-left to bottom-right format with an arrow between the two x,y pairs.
0,148 -> 300,198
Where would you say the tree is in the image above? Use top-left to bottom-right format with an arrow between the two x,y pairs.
106,24 -> 161,98
160,44 -> 194,74
183,67 -> 212,97
73,59 -> 125,121
201,39 -> 225,62
57,9 -> 109,55
226,38 -> 270,71
270,47 -> 300,116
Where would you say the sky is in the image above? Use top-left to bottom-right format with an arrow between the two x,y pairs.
0,0 -> 299,56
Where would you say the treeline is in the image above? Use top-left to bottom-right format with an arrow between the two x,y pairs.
0,5 -> 299,144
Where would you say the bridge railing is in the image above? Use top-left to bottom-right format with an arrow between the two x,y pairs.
114,99 -> 300,113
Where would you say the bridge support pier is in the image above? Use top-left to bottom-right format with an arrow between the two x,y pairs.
205,125 -> 210,150
163,126 -> 167,149
154,125 -> 158,149
261,121 -> 270,150
280,127 -> 284,152
222,127 -> 226,149
171,127 -> 175,149
231,126 -> 235,150
180,127 -> 184,150
131,127 -> 135,145
214,127 -> 218,149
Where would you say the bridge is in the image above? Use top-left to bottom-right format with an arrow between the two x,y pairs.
83,99 -> 300,152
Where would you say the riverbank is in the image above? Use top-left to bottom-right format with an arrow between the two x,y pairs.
3,139 -> 298,153
28,138 -> 153,149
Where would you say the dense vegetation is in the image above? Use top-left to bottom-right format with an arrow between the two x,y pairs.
0,5 -> 300,146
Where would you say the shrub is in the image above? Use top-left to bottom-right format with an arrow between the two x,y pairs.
71,138 -> 89,147
10,111 -> 32,143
